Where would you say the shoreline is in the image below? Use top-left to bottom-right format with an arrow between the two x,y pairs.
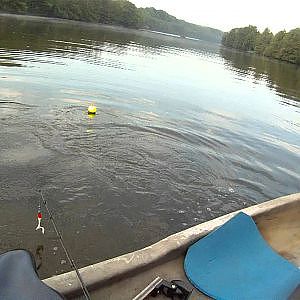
0,12 -> 219,45
220,44 -> 300,66
0,12 -> 140,33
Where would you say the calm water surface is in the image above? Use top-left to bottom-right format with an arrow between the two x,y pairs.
0,15 -> 299,278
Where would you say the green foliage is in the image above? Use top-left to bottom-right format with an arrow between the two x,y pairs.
267,30 -> 286,60
111,0 -> 142,28
222,26 -> 258,51
0,0 -> 143,26
279,29 -> 300,65
255,28 -> 273,55
222,26 -> 300,65
0,0 -> 28,13
0,0 -> 223,43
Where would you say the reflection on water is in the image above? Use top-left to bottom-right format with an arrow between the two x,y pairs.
36,244 -> 44,270
0,15 -> 219,70
0,15 -> 299,279
221,48 -> 300,103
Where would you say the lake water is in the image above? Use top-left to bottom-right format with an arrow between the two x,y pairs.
0,15 -> 299,278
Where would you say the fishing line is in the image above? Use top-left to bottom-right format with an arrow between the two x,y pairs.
38,190 -> 91,300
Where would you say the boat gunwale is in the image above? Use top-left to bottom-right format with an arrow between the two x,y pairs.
43,193 -> 300,296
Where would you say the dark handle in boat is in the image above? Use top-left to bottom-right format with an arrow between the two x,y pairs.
132,276 -> 193,300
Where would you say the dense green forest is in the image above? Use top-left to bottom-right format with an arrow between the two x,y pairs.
0,0 -> 223,43
222,26 -> 300,65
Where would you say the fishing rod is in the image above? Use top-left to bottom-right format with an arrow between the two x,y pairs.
37,190 -> 91,300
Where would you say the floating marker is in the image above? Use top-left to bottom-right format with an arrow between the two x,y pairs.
88,104 -> 97,115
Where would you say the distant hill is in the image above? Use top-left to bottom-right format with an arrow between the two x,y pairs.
139,7 -> 223,43
0,0 -> 223,43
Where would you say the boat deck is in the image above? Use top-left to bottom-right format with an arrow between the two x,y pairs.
44,193 -> 300,299
87,256 -> 208,299
84,197 -> 300,299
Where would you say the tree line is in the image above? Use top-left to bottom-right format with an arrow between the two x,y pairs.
222,26 -> 300,65
0,0 -> 223,43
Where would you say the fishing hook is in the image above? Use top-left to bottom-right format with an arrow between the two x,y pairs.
35,212 -> 45,234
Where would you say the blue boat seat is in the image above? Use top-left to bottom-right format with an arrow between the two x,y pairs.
0,249 -> 64,300
184,212 -> 300,300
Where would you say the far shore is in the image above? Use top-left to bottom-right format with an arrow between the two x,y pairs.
0,12 -> 141,33
0,12 -> 219,46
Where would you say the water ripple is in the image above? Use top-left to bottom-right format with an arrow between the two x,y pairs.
0,16 -> 299,278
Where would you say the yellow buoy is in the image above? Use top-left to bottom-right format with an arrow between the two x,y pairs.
88,113 -> 95,119
88,104 -> 97,115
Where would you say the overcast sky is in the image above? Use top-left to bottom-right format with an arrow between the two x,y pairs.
130,0 -> 300,33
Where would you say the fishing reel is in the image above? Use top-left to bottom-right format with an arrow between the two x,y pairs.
150,279 -> 193,299
133,276 -> 193,300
